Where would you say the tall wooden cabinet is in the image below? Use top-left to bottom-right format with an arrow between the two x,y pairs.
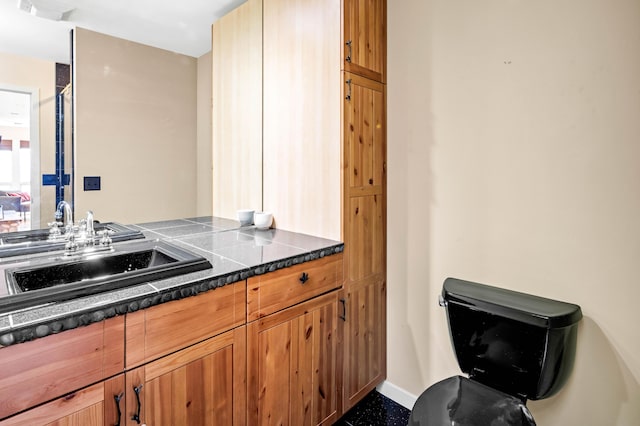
212,0 -> 387,417
341,69 -> 387,410
341,0 -> 387,412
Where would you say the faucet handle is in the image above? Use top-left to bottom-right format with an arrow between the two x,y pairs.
65,232 -> 78,253
48,221 -> 63,236
97,229 -> 114,247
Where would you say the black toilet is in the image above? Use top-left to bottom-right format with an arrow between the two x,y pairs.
409,278 -> 583,426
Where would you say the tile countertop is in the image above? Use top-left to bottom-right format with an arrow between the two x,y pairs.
0,216 -> 343,346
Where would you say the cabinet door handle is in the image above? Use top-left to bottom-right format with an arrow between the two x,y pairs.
346,79 -> 352,101
339,298 -> 347,321
131,384 -> 143,424
345,40 -> 352,63
114,392 -> 124,426
299,272 -> 309,284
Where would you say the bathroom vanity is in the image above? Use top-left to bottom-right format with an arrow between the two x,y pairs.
0,217 -> 344,425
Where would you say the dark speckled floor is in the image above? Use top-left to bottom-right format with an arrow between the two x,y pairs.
334,391 -> 411,426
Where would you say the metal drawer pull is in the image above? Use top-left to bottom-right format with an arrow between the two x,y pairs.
339,298 -> 347,321
346,40 -> 352,63
299,272 -> 309,284
132,384 -> 143,424
114,392 -> 124,426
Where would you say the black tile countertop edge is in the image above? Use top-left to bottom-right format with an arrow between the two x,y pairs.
0,217 -> 343,347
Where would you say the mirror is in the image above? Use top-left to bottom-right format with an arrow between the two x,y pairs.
0,0 -> 249,228
0,53 -> 69,231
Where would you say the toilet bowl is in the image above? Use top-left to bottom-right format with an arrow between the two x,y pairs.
409,278 -> 582,426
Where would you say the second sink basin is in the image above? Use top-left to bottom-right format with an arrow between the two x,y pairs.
0,222 -> 145,258
0,239 -> 212,314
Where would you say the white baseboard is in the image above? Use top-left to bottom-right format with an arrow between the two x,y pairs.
376,380 -> 419,410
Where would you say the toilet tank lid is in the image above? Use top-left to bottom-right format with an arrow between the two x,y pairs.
443,278 -> 583,328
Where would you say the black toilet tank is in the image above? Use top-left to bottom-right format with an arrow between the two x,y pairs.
442,278 -> 583,400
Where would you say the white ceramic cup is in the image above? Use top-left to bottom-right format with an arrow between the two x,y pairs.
237,209 -> 254,226
253,211 -> 273,230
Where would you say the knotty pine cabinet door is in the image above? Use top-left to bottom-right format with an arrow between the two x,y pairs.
0,376 -> 125,426
342,72 -> 387,411
247,291 -> 340,426
343,0 -> 387,83
124,327 -> 246,426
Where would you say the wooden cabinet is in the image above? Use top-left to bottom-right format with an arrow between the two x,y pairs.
341,72 -> 387,410
247,253 -> 343,321
125,281 -> 246,369
0,249 -> 347,424
247,255 -> 343,425
212,0 -> 387,418
247,292 -> 340,426
0,317 -> 124,421
343,0 -> 387,83
0,282 -> 246,425
123,282 -> 247,425
340,278 -> 386,409
124,327 -> 246,426
0,375 -> 125,426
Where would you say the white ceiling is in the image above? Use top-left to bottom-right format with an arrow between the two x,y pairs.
0,91 -> 29,128
0,0 -> 245,129
0,0 -> 246,63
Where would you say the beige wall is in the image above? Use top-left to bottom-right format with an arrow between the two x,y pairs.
74,28 -> 198,224
387,0 -> 640,424
197,51 -> 213,217
0,51 -> 57,227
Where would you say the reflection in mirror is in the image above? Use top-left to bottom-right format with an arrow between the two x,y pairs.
0,51 -> 71,231
2,0 -> 254,227
73,28 -> 208,225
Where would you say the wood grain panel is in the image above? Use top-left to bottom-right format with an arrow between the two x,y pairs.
248,291 -> 338,426
212,0 -> 263,218
341,52 -> 386,413
344,74 -> 385,193
247,253 -> 343,321
343,0 -> 387,82
0,375 -> 125,426
311,299 -> 338,424
262,0 -> 341,240
103,375 -> 125,426
0,317 -> 125,420
259,320 -> 291,426
347,195 -> 385,282
343,278 -> 386,409
126,327 -> 245,426
125,282 -> 246,368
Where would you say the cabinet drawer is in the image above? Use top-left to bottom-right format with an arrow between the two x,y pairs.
126,281 -> 246,369
0,317 -> 124,420
247,253 -> 343,321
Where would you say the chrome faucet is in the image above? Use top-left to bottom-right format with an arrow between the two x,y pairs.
55,201 -> 74,230
50,204 -> 112,255
86,210 -> 95,239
